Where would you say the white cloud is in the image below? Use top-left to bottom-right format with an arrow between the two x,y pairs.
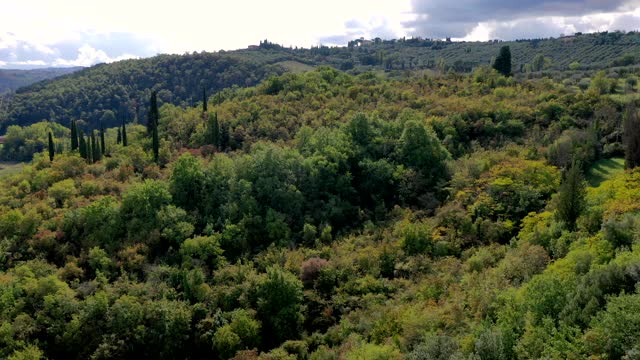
52,44 -> 138,67
0,0 -> 412,53
11,60 -> 47,66
0,0 -> 639,68
0,60 -> 6,66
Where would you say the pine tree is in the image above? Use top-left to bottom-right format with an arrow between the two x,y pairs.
122,119 -> 128,147
117,128 -> 122,145
493,46 -> 512,77
70,120 -> 78,151
556,162 -> 586,231
207,112 -> 220,148
152,125 -> 159,163
100,122 -> 106,155
147,91 -> 159,135
623,103 -> 640,169
202,87 -> 208,113
48,132 -> 55,161
79,131 -> 88,160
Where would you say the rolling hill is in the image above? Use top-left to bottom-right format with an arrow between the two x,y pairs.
1,31 -> 639,132
0,67 -> 82,94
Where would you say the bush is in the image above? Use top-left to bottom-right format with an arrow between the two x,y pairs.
300,257 -> 329,288
180,235 -> 224,269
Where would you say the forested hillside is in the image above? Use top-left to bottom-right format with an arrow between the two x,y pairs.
0,67 -> 82,94
2,63 -> 640,359
1,31 -> 639,133
0,53 -> 285,132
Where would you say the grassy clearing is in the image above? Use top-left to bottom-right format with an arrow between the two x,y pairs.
586,157 -> 625,188
0,162 -> 25,178
275,60 -> 315,73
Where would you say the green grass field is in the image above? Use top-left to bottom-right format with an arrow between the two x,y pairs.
275,60 -> 315,73
586,157 -> 625,188
0,162 -> 25,178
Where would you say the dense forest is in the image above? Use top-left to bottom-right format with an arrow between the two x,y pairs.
1,49 -> 640,358
1,31 -> 639,133
0,67 -> 82,94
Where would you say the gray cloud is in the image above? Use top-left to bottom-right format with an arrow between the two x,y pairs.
406,0 -> 640,39
610,13 -> 640,30
488,19 -> 574,40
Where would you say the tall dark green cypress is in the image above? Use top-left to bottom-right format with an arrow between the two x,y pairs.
152,125 -> 159,163
91,131 -> 101,163
122,119 -> 128,147
117,128 -> 122,145
87,135 -> 93,163
79,131 -> 87,160
100,122 -> 106,155
70,120 -> 78,151
48,132 -> 55,161
147,91 -> 159,135
202,87 -> 208,113
207,112 -> 220,148
220,122 -> 229,151
623,103 -> 640,169
493,46 -> 512,77
556,162 -> 586,231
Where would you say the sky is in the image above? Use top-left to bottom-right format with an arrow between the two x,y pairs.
0,0 -> 639,69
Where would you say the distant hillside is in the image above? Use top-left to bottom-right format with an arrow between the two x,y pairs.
0,67 -> 82,93
1,53 -> 285,131
1,31 -> 639,131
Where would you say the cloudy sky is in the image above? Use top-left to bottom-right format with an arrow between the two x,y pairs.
1,0 -> 639,69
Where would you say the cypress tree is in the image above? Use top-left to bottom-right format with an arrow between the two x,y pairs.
202,87 -> 208,113
556,162 -> 586,231
91,131 -> 101,163
87,135 -> 93,163
220,122 -> 229,151
122,119 -> 128,147
152,125 -> 159,163
147,91 -> 159,135
48,132 -> 55,161
623,103 -> 640,169
117,128 -> 122,145
493,46 -> 512,77
207,112 -> 220,148
70,120 -> 78,151
79,131 -> 87,160
100,122 -> 106,155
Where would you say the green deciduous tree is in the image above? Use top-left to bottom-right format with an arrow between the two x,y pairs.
398,120 -> 450,192
170,153 -> 204,211
256,266 -> 304,348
